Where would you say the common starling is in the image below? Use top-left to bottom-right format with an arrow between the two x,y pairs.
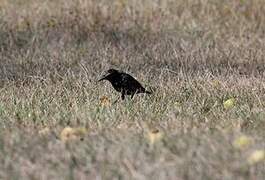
98,69 -> 152,100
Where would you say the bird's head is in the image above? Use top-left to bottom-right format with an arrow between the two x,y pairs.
98,69 -> 119,81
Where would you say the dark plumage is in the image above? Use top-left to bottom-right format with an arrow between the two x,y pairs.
99,69 -> 152,100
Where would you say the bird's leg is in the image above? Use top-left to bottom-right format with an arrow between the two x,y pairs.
121,90 -> 125,100
131,93 -> 135,99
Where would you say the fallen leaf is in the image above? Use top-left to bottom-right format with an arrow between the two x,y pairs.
233,135 -> 252,150
223,98 -> 236,109
247,150 -> 265,165
60,127 -> 87,142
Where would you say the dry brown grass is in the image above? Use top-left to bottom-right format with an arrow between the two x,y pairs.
0,0 -> 265,179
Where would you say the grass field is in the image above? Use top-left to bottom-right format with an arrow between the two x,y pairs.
0,0 -> 265,179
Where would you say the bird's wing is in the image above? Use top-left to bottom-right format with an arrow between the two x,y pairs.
121,73 -> 145,92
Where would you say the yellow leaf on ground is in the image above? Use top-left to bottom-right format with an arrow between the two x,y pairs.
60,127 -> 87,142
247,150 -> 265,165
233,135 -> 252,150
223,98 -> 235,109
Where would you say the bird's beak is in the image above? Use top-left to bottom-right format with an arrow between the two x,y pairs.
98,76 -> 105,81
98,73 -> 109,82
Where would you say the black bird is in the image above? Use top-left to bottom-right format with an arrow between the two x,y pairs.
98,69 -> 152,100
